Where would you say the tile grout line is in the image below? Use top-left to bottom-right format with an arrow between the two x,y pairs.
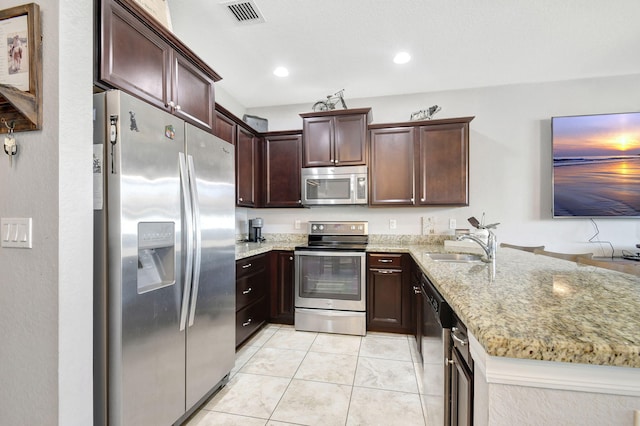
343,334 -> 364,425
265,330 -> 321,424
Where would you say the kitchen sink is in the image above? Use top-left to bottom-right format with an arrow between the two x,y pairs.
425,252 -> 484,263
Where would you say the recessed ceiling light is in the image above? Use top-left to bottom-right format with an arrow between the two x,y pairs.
393,52 -> 411,64
273,66 -> 289,77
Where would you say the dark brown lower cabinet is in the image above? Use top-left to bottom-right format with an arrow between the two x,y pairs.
236,254 -> 268,347
366,253 -> 412,333
269,250 -> 295,325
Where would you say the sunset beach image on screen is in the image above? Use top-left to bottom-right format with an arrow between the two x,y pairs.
552,112 -> 640,217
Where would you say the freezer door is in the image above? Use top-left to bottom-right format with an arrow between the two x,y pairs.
184,123 -> 236,408
105,91 -> 187,426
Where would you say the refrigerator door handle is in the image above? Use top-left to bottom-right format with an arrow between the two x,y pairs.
179,152 -> 194,331
187,155 -> 202,327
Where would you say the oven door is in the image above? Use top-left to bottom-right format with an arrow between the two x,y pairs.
294,250 -> 366,311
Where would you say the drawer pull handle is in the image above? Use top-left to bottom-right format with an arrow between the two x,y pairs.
242,287 -> 252,295
242,318 -> 252,327
378,259 -> 393,263
451,330 -> 468,346
242,263 -> 252,269
372,268 -> 401,274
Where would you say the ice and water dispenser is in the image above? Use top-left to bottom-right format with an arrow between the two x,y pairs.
137,222 -> 176,294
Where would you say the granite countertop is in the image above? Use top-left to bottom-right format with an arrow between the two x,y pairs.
236,239 -> 640,368
408,245 -> 640,368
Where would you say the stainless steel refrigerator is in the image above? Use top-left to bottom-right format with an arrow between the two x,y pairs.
93,90 -> 235,426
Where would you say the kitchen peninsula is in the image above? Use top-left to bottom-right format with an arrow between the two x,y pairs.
237,238 -> 640,425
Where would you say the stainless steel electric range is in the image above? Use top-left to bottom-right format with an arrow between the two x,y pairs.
294,221 -> 368,336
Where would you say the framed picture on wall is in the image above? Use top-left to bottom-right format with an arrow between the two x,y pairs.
0,9 -> 30,91
0,3 -> 42,132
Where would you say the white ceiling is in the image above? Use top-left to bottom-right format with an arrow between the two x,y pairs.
167,0 -> 640,109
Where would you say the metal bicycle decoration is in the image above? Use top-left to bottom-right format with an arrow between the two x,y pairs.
312,89 -> 348,112
410,105 -> 441,121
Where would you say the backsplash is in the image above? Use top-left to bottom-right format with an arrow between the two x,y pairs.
236,232 -> 452,245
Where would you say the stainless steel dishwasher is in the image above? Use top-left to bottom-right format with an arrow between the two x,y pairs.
451,315 -> 473,426
421,274 -> 453,426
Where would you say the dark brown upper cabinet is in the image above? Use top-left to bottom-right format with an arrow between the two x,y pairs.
213,109 -> 237,145
417,122 -> 469,206
300,108 -> 371,167
369,117 -> 473,206
98,0 -> 219,132
369,126 -> 416,205
236,126 -> 261,208
263,132 -> 303,208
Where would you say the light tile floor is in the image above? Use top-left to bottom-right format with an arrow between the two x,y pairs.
186,324 -> 427,426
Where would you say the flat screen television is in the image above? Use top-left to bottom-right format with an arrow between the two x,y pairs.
552,111 -> 640,218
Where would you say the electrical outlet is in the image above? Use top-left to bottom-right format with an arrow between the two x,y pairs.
294,219 -> 301,230
389,219 -> 397,230
449,218 -> 457,229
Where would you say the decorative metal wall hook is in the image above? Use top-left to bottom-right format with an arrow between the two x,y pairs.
2,118 -> 16,132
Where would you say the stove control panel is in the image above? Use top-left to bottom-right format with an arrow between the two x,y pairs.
308,221 -> 368,235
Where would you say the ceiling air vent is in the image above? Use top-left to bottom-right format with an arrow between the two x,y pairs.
222,0 -> 265,24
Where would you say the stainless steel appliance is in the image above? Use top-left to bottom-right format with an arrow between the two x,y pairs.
301,165 -> 368,206
421,273 -> 453,426
93,90 -> 236,426
450,315 -> 473,426
294,221 -> 368,335
248,217 -> 263,242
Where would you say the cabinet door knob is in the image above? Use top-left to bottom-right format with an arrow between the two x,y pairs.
239,197 -> 243,202
175,104 -> 181,111
289,256 -> 293,261
168,100 -> 175,107
421,198 -> 425,202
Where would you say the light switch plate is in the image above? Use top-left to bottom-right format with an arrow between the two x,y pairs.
1,217 -> 32,248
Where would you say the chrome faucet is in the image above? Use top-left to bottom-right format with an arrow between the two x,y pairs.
457,230 -> 497,263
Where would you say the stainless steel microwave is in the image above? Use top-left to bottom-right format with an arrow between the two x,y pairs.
301,165 -> 368,206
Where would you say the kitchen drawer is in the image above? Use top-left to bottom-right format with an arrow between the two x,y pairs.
368,253 -> 403,268
236,296 -> 267,347
236,272 -> 267,310
236,253 -> 267,279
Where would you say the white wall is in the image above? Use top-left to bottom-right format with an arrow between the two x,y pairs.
0,1 -> 93,425
246,74 -> 640,256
